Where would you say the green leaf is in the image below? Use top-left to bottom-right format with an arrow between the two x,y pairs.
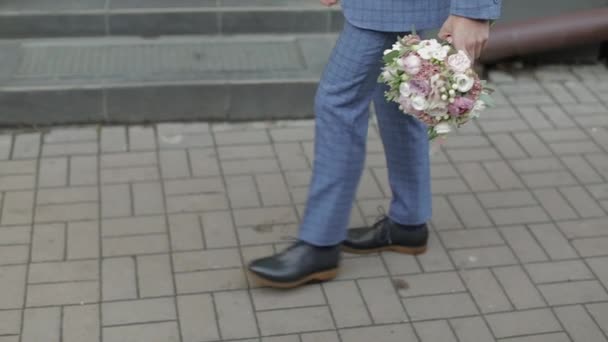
383,50 -> 400,64
480,93 -> 495,107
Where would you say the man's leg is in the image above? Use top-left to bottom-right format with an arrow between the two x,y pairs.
373,83 -> 432,226
341,53 -> 432,255
298,22 -> 394,246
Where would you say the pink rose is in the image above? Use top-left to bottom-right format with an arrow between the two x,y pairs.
447,51 -> 472,73
399,54 -> 422,75
409,80 -> 431,96
448,97 -> 475,116
402,34 -> 421,45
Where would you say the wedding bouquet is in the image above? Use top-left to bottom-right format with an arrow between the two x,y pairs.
380,34 -> 494,140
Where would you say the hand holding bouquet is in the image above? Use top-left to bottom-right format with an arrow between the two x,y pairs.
380,34 -> 494,140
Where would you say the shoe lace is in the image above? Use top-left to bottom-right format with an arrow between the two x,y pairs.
373,206 -> 392,245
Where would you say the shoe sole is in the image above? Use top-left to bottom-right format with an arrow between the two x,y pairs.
249,268 -> 339,289
341,245 -> 427,255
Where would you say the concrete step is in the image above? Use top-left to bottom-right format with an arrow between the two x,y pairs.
0,34 -> 337,125
0,0 -> 343,38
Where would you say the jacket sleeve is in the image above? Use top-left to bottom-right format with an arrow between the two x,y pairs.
450,0 -> 502,20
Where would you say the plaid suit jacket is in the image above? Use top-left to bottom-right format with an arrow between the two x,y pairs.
341,0 -> 502,32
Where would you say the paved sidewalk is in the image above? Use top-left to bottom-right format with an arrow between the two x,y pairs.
1,64 -> 608,342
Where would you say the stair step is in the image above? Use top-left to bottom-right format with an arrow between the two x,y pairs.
0,34 -> 337,125
0,0 -> 343,38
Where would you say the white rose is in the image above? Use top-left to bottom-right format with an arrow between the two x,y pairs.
470,100 -> 487,118
453,74 -> 475,92
411,96 -> 428,111
399,82 -> 412,97
416,39 -> 442,60
392,42 -> 403,51
381,66 -> 398,81
432,45 -> 451,61
447,50 -> 472,73
435,122 -> 452,135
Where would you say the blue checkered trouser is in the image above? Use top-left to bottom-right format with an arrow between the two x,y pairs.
299,20 -> 432,246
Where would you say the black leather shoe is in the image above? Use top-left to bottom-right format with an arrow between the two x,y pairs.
342,217 -> 428,255
248,241 -> 340,289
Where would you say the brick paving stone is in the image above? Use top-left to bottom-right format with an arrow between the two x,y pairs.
101,184 -> 131,218
336,255 -> 389,280
431,177 -> 470,194
478,190 -> 537,209
586,302 -> 608,336
339,324 -> 417,342
301,331 -> 341,342
70,155 -> 98,185
215,130 -> 270,145
200,211 -> 238,248
525,260 -> 594,284
461,268 -> 513,313
101,166 -> 160,184
101,126 -> 127,152
177,294 -> 220,342
513,132 -> 553,157
12,133 -> 40,159
543,82 -> 578,104
63,304 -> 100,342
0,265 -> 26,309
573,237 -> 608,257
500,333 -> 571,342
483,161 -> 526,189
136,254 -> 174,297
28,260 -> 98,283
102,297 -> 176,326
173,249 -> 241,273
415,320 -> 458,342
256,173 -> 292,206
21,307 -> 60,342
587,256 -> 608,288
31,223 -> 65,262
103,322 -> 180,342
486,309 -> 561,338
562,155 -> 604,184
237,224 -> 298,245
521,171 -> 577,188
479,118 -> 530,134
539,280 -> 608,305
1,190 -> 34,225
216,291 -> 258,338
451,246 -> 517,269
168,214 -> 204,251
0,309 -> 21,335
274,143 -> 310,170
533,188 -> 578,221
529,223 -> 579,260
510,157 -> 563,173
356,169 -> 385,199
102,215 -> 165,237
0,245 -> 29,265
42,142 -> 98,157
404,293 -> 478,321
35,202 -> 98,223
159,150 -> 190,179
499,226 -> 549,263
257,307 -> 334,335
489,133 -> 528,159
251,285 -> 325,311
0,225 -> 29,244
554,305 -> 608,342
494,266 -> 546,310
395,271 -> 464,298
0,134 -> 11,160
488,206 -> 550,225
357,277 -> 407,324
132,182 -> 164,215
417,232 -> 455,272
26,281 -> 99,306
430,196 -> 463,230
38,157 -> 68,187
270,127 -> 314,142
324,280 -> 371,328
381,252 -> 421,275
431,163 -> 460,179
37,186 -> 98,205
102,234 -> 169,257
539,105 -> 578,128
549,140 -> 602,155
450,316 -> 495,342
517,106 -> 554,129
175,268 -> 247,293
226,175 -> 261,208
560,186 -> 606,218
448,194 -> 493,228
129,126 -> 156,151
188,148 -> 221,177
440,228 -> 504,249
102,257 -> 137,301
